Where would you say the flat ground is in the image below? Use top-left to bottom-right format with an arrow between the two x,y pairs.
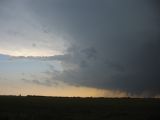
0,96 -> 160,120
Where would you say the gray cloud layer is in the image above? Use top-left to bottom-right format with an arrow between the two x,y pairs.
5,0 -> 160,97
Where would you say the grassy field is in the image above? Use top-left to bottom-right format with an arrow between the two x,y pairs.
0,96 -> 160,120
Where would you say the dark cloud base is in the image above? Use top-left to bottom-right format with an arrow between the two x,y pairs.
3,0 -> 160,97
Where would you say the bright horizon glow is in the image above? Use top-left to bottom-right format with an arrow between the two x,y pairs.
0,80 -> 128,97
0,49 -> 63,57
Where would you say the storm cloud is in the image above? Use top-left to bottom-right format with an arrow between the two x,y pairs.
1,0 -> 160,97
14,0 -> 158,97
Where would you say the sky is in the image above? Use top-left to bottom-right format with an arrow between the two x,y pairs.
0,0 -> 160,97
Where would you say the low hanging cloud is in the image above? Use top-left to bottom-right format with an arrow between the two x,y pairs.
4,0 -> 160,97
51,40 -> 160,97
15,39 -> 160,97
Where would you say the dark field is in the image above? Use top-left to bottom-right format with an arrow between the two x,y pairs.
0,96 -> 160,120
